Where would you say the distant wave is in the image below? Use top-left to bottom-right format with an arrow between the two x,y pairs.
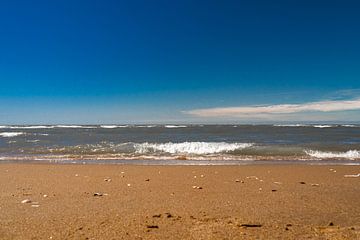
274,124 -> 358,128
312,125 -> 333,128
55,125 -> 97,128
0,132 -> 25,137
10,126 -> 55,129
100,125 -> 129,129
305,150 -> 360,159
164,125 -> 187,128
273,124 -> 307,127
134,142 -> 253,154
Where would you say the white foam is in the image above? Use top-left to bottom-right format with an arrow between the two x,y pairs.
341,124 -> 357,127
305,150 -> 360,159
100,125 -> 128,129
274,124 -> 307,127
9,126 -> 55,129
134,142 -> 253,155
55,125 -> 97,128
136,125 -> 156,128
164,125 -> 187,128
0,132 -> 25,137
312,125 -> 333,128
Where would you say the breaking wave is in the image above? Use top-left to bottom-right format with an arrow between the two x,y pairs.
55,125 -> 97,128
305,150 -> 360,159
164,125 -> 187,128
100,125 -> 129,128
0,132 -> 25,137
273,124 -> 307,127
312,125 -> 333,128
134,142 -> 253,154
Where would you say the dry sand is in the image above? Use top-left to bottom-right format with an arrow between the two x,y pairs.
0,164 -> 359,239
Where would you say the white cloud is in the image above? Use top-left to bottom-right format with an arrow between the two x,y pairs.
185,98 -> 360,118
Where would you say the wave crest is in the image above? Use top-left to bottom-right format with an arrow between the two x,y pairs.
0,132 -> 25,137
134,142 -> 253,154
305,150 -> 360,159
164,125 -> 187,128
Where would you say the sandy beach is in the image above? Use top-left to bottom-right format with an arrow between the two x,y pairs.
0,164 -> 359,239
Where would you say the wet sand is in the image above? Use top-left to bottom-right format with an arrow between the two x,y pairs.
0,164 -> 359,239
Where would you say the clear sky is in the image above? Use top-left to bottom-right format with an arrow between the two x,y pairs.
1,0 -> 360,124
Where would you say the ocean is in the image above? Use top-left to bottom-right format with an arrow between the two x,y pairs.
0,124 -> 359,165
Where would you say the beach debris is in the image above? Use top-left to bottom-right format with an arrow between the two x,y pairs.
146,225 -> 159,229
93,192 -> 104,197
145,179 -> 150,181
344,173 -> 360,178
246,176 -> 259,180
165,212 -> 173,218
121,171 -> 125,174
286,224 -> 292,227
75,174 -> 79,177
194,176 -> 197,178
258,188 -> 262,191
192,185 -> 202,189
329,222 -> 334,226
127,183 -> 131,187
200,174 -> 205,178
330,168 -> 337,173
239,223 -> 262,228
299,181 -> 306,184
274,181 -> 282,185
152,214 -> 161,218
271,189 -> 277,192
21,199 -> 32,204
311,184 -> 320,187
235,179 -> 244,183
31,204 -> 40,208
104,178 -> 112,182
43,194 -> 48,198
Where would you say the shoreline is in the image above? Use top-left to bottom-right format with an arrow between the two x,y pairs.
1,164 -> 359,239
0,159 -> 360,166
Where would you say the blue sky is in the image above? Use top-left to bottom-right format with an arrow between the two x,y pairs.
1,0 -> 360,124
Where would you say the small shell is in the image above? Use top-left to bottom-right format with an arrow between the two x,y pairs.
21,199 -> 31,204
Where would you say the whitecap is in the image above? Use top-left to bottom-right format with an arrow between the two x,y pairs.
0,132 -> 25,137
164,125 -> 187,128
100,125 -> 128,129
9,126 -> 55,129
274,124 -> 307,127
55,125 -> 97,128
312,125 -> 333,128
